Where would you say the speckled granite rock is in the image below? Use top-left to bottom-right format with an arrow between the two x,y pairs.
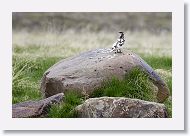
75,97 -> 168,118
40,48 -> 169,102
12,93 -> 64,118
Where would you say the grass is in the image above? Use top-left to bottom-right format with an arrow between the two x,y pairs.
143,56 -> 172,70
12,31 -> 172,117
47,91 -> 82,118
91,68 -> 156,101
12,56 -> 41,103
12,55 -> 61,103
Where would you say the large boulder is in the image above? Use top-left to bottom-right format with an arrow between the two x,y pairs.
75,97 -> 168,118
40,48 -> 169,102
12,93 -> 64,118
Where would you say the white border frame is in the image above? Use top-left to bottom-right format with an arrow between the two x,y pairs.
0,0 -> 184,130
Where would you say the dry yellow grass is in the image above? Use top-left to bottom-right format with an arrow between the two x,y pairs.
13,31 -> 171,58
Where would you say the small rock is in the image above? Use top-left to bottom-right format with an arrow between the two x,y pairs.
12,93 -> 64,118
75,97 -> 168,118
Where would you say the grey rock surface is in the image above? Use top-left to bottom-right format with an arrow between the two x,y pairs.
40,48 -> 169,102
75,97 -> 168,118
12,93 -> 64,118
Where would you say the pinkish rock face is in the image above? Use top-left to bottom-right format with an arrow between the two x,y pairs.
75,97 -> 168,118
40,48 -> 169,103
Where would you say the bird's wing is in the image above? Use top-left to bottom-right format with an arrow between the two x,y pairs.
112,41 -> 119,48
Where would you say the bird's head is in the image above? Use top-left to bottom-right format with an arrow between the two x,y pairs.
118,32 -> 125,39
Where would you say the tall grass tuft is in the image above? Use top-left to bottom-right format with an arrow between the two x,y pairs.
12,55 -> 61,103
12,57 -> 41,103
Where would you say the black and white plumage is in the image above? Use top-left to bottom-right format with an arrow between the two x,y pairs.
112,32 -> 125,53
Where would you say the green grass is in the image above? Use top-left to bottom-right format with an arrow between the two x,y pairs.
12,54 -> 61,104
91,68 -> 156,102
47,91 -> 82,118
142,56 -> 172,70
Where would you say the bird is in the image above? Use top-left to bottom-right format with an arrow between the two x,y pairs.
112,32 -> 125,53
